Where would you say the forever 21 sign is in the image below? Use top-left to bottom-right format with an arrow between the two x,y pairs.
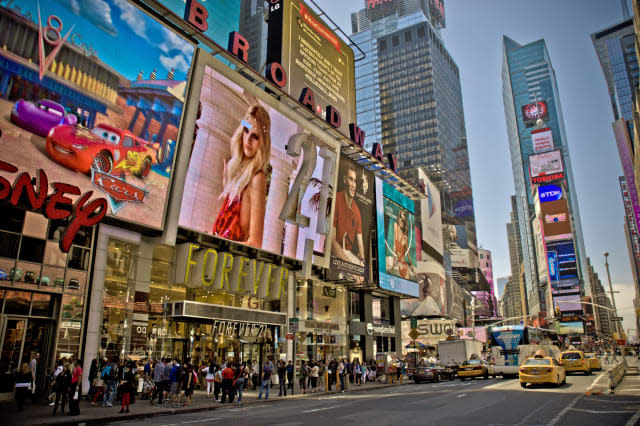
0,160 -> 107,252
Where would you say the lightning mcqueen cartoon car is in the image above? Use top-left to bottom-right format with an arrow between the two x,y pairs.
11,99 -> 77,137
46,124 -> 155,177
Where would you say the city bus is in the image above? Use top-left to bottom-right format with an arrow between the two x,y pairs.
488,325 -> 561,378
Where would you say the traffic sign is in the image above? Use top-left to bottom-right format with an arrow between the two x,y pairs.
288,317 -> 299,333
286,333 -> 294,340
410,317 -> 417,328
409,328 -> 420,341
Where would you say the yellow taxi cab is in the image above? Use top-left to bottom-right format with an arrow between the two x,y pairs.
519,353 -> 566,388
584,353 -> 601,371
458,358 -> 489,380
561,350 -> 592,375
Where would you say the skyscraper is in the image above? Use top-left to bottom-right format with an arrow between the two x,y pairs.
592,16 -> 640,333
502,37 -> 589,326
351,0 -> 480,299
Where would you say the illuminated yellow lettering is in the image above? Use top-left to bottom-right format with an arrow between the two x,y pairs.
185,243 -> 200,282
201,248 -> 218,287
220,252 -> 234,290
253,260 -> 264,295
232,256 -> 249,292
278,267 -> 289,299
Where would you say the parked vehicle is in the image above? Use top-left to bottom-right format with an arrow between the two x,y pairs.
438,339 -> 483,366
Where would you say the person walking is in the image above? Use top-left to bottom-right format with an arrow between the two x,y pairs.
338,359 -> 346,392
310,362 -> 319,393
258,359 -> 274,400
183,364 -> 196,406
220,363 -> 235,403
299,360 -> 308,394
162,358 -> 172,403
102,357 -> 118,407
213,364 -> 222,401
236,362 -> 248,403
14,362 -> 32,411
202,360 -> 215,399
150,358 -> 165,405
397,358 -> 404,384
354,359 -> 362,385
119,363 -> 134,413
277,360 -> 287,397
52,362 -> 70,415
251,361 -> 259,390
29,352 -> 39,404
68,359 -> 83,416
286,361 -> 294,393
328,359 -> 337,391
87,359 -> 99,401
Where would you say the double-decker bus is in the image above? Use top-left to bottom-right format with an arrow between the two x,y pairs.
488,325 -> 560,378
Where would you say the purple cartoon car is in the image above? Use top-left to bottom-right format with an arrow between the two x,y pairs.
10,99 -> 78,137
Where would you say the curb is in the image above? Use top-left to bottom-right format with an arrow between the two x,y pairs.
29,382 -> 403,425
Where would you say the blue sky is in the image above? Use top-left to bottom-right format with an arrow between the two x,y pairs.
15,0 -> 194,81
320,0 -> 638,334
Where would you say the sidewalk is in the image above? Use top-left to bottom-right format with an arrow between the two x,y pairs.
3,379 -> 403,425
613,356 -> 640,396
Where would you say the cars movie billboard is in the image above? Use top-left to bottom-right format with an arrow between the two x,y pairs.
267,0 -> 356,137
0,0 -> 194,229
375,177 -> 419,297
328,156 -> 374,283
178,63 -> 337,261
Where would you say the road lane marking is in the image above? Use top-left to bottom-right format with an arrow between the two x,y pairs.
569,408 -> 637,414
548,394 -> 582,425
456,393 -> 467,398
302,405 -> 339,413
182,418 -> 221,424
625,407 -> 640,426
585,397 -> 640,404
515,394 -> 557,426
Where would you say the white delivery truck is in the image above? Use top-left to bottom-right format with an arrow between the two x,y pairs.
438,339 -> 484,366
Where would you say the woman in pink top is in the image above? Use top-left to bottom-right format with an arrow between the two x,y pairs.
68,359 -> 83,416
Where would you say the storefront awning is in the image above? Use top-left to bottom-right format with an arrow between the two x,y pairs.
168,301 -> 287,326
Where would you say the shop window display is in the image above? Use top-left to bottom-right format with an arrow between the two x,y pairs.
101,239 -> 287,366
296,281 -> 347,364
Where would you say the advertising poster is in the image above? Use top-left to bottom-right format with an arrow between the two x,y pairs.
521,101 -> 548,125
614,119 -> 640,256
328,156 -> 374,283
531,127 -> 554,153
402,318 -> 456,349
179,65 -> 337,260
529,150 -> 563,179
471,290 -> 497,319
267,0 -> 356,137
401,261 -> 446,317
556,321 -> 585,335
375,178 -> 419,297
446,224 -> 471,268
446,277 -> 468,326
540,199 -> 571,240
418,169 -> 443,255
0,1 -> 194,229
538,184 -> 562,203
429,0 -> 446,28
457,327 -> 487,343
546,239 -> 578,283
552,293 -> 583,317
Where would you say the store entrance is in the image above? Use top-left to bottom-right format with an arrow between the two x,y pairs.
0,316 -> 56,398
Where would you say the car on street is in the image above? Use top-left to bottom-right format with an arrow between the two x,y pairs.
458,358 -> 489,380
561,350 -> 592,375
413,362 -> 455,383
519,355 -> 566,388
584,353 -> 602,371
46,123 -> 156,177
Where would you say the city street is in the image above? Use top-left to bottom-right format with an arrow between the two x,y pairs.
111,373 -> 640,426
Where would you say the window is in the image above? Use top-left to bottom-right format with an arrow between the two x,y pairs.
405,31 -> 412,42
379,40 -> 387,50
392,36 -> 399,47
122,137 -> 134,148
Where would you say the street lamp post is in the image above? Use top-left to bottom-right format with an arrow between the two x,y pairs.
604,252 -> 622,336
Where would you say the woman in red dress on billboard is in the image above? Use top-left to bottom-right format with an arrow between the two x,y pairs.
213,104 -> 271,248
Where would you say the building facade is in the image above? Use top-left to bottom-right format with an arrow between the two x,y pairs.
502,36 -> 589,332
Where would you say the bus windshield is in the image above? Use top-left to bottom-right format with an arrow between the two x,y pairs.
489,326 -> 559,368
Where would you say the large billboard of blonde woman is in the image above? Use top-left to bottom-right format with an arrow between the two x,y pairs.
178,65 -> 335,261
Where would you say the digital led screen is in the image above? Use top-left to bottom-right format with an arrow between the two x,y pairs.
546,239 -> 577,282
179,64 -> 337,261
375,178 -> 419,297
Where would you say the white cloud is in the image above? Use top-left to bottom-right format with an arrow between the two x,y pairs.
158,28 -> 194,55
113,0 -> 148,40
159,53 -> 190,74
57,0 -> 118,36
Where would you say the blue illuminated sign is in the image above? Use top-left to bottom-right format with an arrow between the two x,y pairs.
538,184 -> 562,203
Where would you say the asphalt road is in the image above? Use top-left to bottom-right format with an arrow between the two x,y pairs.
109,371 -> 640,426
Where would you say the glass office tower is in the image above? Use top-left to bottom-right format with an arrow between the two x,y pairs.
502,36 -> 589,318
